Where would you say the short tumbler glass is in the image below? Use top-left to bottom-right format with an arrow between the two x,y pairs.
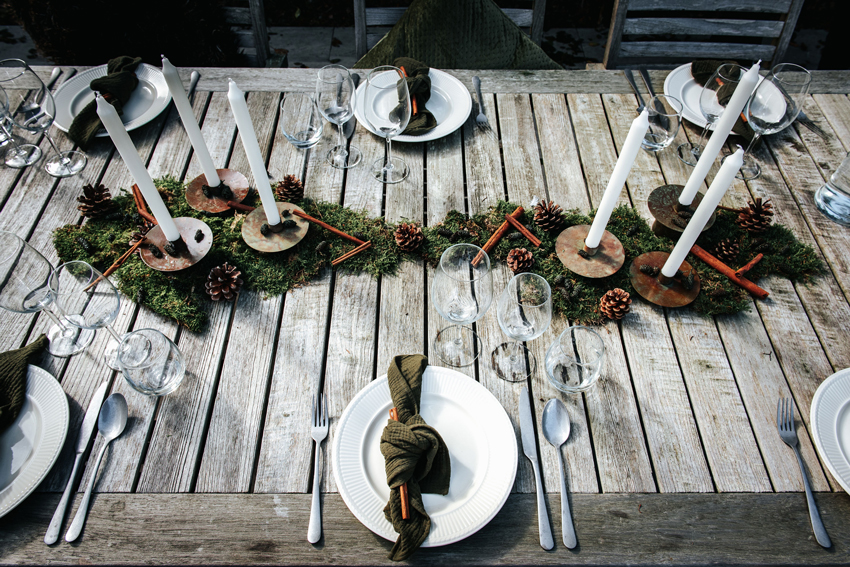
280,93 -> 323,149
118,328 -> 185,396
545,325 -> 605,393
815,150 -> 850,226
642,95 -> 683,152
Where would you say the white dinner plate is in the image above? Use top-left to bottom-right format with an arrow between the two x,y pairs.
664,63 -> 714,130
333,366 -> 517,546
52,63 -> 172,136
811,368 -> 850,494
0,365 -> 69,518
354,69 -> 472,143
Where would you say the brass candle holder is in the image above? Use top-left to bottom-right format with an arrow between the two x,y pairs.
138,217 -> 213,272
647,184 -> 716,240
556,225 -> 625,278
241,202 -> 309,253
185,169 -> 250,214
629,251 -> 700,307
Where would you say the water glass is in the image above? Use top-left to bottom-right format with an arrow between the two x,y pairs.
545,325 -> 605,393
642,95 -> 682,152
816,151 -> 850,226
118,328 -> 185,396
279,93 -> 323,149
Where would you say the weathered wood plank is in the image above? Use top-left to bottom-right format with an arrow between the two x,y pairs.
628,0 -> 793,11
146,92 -> 211,181
623,17 -> 785,37
813,93 -> 850,151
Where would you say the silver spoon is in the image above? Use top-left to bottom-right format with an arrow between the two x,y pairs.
65,393 -> 128,542
541,398 -> 577,549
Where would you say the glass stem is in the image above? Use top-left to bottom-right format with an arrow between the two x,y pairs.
1,120 -> 24,155
742,133 -> 762,159
336,123 -> 347,157
695,123 -> 710,150
44,132 -> 69,164
385,136 -> 394,171
105,324 -> 123,342
42,308 -> 68,331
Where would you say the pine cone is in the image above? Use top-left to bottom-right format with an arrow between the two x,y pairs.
506,248 -> 533,273
600,288 -> 631,320
736,197 -> 774,234
77,183 -> 115,219
274,175 -> 304,202
394,222 -> 423,252
205,263 -> 243,301
712,238 -> 739,263
533,200 -> 565,232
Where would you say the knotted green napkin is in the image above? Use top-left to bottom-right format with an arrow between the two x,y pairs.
690,59 -> 754,141
68,56 -> 143,149
393,57 -> 438,136
0,335 -> 47,433
380,354 -> 451,561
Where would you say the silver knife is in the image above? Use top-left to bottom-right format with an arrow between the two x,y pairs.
639,68 -> 670,130
519,387 -> 554,550
624,69 -> 646,114
187,70 -> 201,104
44,381 -> 109,545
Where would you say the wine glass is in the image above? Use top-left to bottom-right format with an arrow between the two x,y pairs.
431,243 -> 493,367
0,230 -> 93,357
316,64 -> 361,169
364,66 -> 411,184
118,328 -> 185,396
642,95 -> 683,152
736,63 -> 811,180
491,272 -> 552,382
0,59 -> 87,177
279,92 -> 323,149
544,325 -> 605,393
677,63 -> 747,167
49,261 -> 130,370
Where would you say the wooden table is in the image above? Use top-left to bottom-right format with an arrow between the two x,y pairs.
2,67 -> 850,565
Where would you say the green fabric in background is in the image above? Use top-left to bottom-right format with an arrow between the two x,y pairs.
354,0 -> 561,70
0,335 -> 47,433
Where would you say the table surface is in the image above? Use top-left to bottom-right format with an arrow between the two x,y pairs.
2,66 -> 850,565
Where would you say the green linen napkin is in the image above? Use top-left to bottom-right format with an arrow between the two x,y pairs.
68,56 -> 143,149
0,335 -> 47,432
394,57 -> 438,136
380,354 -> 451,561
690,59 -> 754,141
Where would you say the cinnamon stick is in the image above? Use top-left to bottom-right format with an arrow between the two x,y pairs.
504,213 -> 541,247
132,184 -> 158,225
690,244 -> 769,299
331,240 -> 372,266
84,236 -> 147,292
292,210 -> 365,245
399,66 -> 418,117
735,253 -> 764,277
472,206 -> 523,266
388,407 -> 410,520
227,200 -> 255,213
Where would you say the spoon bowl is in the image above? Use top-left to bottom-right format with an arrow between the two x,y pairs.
541,398 -> 577,549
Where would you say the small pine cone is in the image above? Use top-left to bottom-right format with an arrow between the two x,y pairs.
736,197 -> 774,234
274,175 -> 304,202
205,263 -> 243,301
533,200 -> 566,232
506,248 -> 533,273
712,238 -> 739,263
600,288 -> 631,320
394,222 -> 424,252
77,183 -> 115,219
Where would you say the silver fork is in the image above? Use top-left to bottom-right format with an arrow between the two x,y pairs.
777,397 -> 831,548
796,110 -> 830,141
308,393 -> 329,543
472,76 -> 496,139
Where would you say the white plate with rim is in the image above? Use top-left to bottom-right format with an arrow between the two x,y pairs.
52,63 -> 172,136
353,68 -> 472,143
332,365 -> 517,546
664,63 -> 714,130
0,365 -> 69,518
810,368 -> 850,494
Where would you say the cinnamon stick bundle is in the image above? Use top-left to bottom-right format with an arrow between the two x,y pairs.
690,244 -> 769,299
331,241 -> 372,266
292,210 -> 365,245
472,206 -> 523,266
504,213 -> 541,247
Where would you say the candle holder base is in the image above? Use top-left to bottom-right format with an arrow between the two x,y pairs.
139,217 -> 213,272
241,202 -> 309,252
555,225 -> 624,278
647,184 -> 716,239
629,251 -> 700,307
185,169 -> 250,214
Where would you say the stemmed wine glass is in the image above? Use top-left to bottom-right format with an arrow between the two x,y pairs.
316,64 -> 361,169
364,65 -> 411,184
677,63 -> 748,167
0,59 -> 87,177
431,244 -> 493,367
491,272 -> 552,382
735,63 -> 811,180
0,230 -> 93,357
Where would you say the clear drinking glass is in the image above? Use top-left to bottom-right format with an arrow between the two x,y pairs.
491,273 -> 552,382
0,230 -> 93,357
545,325 -> 605,393
279,92 -> 323,149
431,243 -> 493,367
316,64 -> 362,169
816,150 -> 850,226
364,65 -> 411,184
118,328 -> 185,396
642,95 -> 683,152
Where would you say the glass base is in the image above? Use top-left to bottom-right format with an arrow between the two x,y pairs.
372,155 -> 409,184
490,342 -> 536,382
815,183 -> 850,226
432,325 -> 481,367
46,323 -> 95,357
676,142 -> 701,167
327,145 -> 362,169
5,144 -> 41,168
104,333 -> 136,370
45,151 -> 87,177
734,155 -> 761,180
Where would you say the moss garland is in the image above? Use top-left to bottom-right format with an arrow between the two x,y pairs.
53,177 -> 824,331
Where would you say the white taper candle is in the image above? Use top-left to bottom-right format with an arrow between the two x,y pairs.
96,95 -> 181,241
662,147 -> 744,278
585,109 -> 649,248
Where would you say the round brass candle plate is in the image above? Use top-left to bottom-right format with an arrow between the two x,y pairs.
241,202 -> 308,253
555,225 -> 625,278
647,184 -> 716,238
629,251 -> 700,307
185,169 -> 250,213
139,217 -> 213,272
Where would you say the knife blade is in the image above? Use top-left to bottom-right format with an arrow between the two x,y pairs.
519,387 -> 554,550
44,381 -> 109,545
187,70 -> 201,104
639,68 -> 670,131
624,69 -> 646,114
